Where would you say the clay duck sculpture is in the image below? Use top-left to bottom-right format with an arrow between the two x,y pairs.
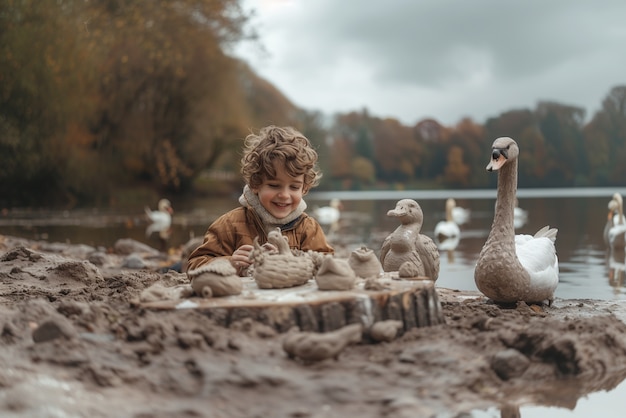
315,255 -> 357,290
282,323 -> 363,363
380,199 -> 440,281
249,228 -> 316,289
474,137 -> 559,306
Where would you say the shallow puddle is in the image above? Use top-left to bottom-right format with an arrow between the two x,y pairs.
469,371 -> 626,417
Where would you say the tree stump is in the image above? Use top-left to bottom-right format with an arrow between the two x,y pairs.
138,273 -> 445,334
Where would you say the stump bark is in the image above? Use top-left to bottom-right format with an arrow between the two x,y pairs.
138,274 -> 445,334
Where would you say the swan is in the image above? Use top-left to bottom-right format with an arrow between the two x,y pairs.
449,198 -> 470,225
474,137 -> 559,305
312,198 -> 342,225
604,197 -> 619,246
145,198 -> 174,240
434,198 -> 461,242
607,193 -> 626,249
514,198 -> 528,229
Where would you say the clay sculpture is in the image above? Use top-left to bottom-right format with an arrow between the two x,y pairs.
187,258 -> 243,298
282,323 -> 363,363
315,255 -> 357,290
250,228 -> 316,289
380,199 -> 440,281
474,137 -> 559,305
369,320 -> 404,343
348,246 -> 383,279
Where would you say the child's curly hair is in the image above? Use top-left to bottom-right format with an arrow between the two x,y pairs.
241,126 -> 322,194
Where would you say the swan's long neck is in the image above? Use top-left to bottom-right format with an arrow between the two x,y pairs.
486,158 -> 517,247
617,197 -> 625,225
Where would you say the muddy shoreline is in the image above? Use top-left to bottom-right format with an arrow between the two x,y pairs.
2,234 -> 626,417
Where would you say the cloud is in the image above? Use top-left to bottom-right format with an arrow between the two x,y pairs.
235,0 -> 626,125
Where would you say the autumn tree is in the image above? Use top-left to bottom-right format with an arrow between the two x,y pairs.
0,0 -> 98,205
83,0 -> 252,192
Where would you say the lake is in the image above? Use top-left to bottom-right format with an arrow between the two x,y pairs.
1,187 -> 626,301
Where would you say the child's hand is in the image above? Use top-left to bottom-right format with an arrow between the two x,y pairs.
232,244 -> 254,271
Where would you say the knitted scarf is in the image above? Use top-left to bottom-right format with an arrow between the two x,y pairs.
238,185 -> 306,231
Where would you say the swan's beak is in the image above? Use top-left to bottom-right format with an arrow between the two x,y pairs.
486,149 -> 507,171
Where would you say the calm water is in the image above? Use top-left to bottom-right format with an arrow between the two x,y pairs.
1,187 -> 626,301
2,187 -> 626,417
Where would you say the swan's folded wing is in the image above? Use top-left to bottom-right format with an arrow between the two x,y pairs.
516,236 -> 559,291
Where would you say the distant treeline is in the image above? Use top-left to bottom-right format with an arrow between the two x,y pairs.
1,1 -> 625,208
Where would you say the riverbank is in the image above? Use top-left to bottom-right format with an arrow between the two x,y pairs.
1,234 -> 626,417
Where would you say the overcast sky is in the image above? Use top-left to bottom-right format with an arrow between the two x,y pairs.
233,0 -> 626,126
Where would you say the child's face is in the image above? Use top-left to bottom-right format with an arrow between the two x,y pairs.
253,162 -> 305,219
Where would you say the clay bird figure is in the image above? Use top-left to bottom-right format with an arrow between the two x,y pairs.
474,137 -> 559,306
348,246 -> 383,279
315,255 -> 357,290
282,323 -> 363,363
380,199 -> 440,281
249,228 -> 316,289
186,258 -> 243,298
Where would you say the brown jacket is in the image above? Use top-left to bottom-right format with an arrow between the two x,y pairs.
186,207 -> 334,271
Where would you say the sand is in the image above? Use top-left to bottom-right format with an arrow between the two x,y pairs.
1,234 -> 626,417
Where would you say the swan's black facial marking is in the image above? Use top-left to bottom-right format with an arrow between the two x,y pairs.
491,147 -> 509,160
487,147 -> 509,172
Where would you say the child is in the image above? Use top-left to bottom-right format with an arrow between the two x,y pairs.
187,125 -> 334,276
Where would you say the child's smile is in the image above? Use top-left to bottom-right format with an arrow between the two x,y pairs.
254,162 -> 305,219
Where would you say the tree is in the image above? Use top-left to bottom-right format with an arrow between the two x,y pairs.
586,86 -> 626,185
536,101 -> 587,186
0,0 -> 98,205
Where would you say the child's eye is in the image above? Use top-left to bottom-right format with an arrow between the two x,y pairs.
290,185 -> 301,190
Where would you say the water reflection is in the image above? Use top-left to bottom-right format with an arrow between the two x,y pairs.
471,368 -> 626,417
607,248 -> 626,292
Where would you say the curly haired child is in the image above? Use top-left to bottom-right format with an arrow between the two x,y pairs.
187,125 -> 334,276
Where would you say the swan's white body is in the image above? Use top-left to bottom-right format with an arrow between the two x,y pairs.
434,198 -> 461,242
606,193 -> 626,249
450,200 -> 470,225
514,206 -> 528,229
474,137 -> 559,305
313,199 -> 342,225
145,198 -> 173,238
